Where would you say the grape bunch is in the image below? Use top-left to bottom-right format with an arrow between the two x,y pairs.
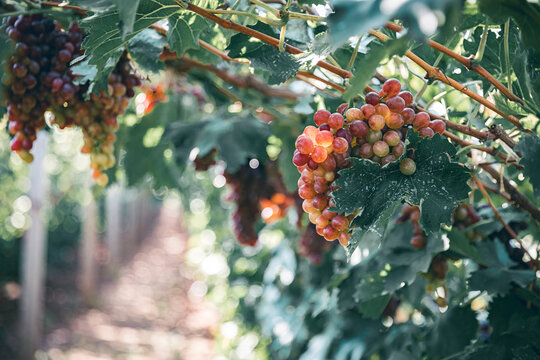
397,204 -> 426,249
293,78 -> 446,246
424,254 -> 449,307
298,223 -> 333,265
2,15 -> 140,185
453,204 -> 482,242
223,161 -> 288,246
2,14 -> 84,162
260,193 -> 294,224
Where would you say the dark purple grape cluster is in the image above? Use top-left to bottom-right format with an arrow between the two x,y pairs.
224,162 -> 278,246
3,14 -> 84,162
298,223 -> 332,265
2,15 -> 141,185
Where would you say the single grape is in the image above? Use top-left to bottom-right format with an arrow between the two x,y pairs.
383,130 -> 400,146
316,215 -> 329,228
298,184 -> 316,199
386,96 -> 405,113
331,215 -> 349,231
399,158 -> 416,175
375,103 -> 390,118
336,103 -> 348,114
332,137 -> 349,154
323,225 -> 339,241
359,143 -> 373,158
304,125 -> 318,141
386,113 -> 404,129
366,130 -> 382,144
328,112 -> 345,129
361,104 -> 376,119
312,194 -> 328,210
320,154 -> 337,171
381,154 -> 396,166
335,128 -> 353,144
382,78 -> 401,97
368,114 -> 385,131
418,127 -> 435,138
413,112 -> 430,130
322,208 -> 336,219
345,107 -> 363,121
293,152 -> 309,166
311,146 -> 328,163
301,169 -> 315,184
373,140 -> 390,157
338,232 -> 350,247
296,136 -> 315,155
365,92 -> 380,106
410,235 -> 426,249
429,119 -> 446,134
401,108 -> 415,125
319,123 -> 331,131
349,120 -> 369,138
392,141 -> 405,157
313,109 -> 331,126
398,91 -> 413,106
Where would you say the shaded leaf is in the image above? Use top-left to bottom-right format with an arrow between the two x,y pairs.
515,134 -> 540,197
469,268 -> 535,295
128,28 -> 166,73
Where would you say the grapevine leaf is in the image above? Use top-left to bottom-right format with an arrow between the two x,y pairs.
226,22 -> 300,84
333,132 -> 470,255
447,229 -> 487,265
127,29 -> 166,74
357,294 -> 391,320
327,0 -> 462,47
167,13 -> 200,56
343,37 -> 409,101
66,0 -> 114,12
512,46 -> 540,117
468,268 -> 535,295
478,0 -> 540,51
75,0 -> 179,90
475,240 -> 516,268
113,0 -> 140,37
515,134 -> 540,197
426,305 -> 477,358
166,114 -> 270,173
71,50 -> 123,95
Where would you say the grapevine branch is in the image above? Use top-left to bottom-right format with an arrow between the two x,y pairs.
369,29 -> 525,130
384,22 -> 524,105
479,164 -> 540,223
472,174 -> 536,268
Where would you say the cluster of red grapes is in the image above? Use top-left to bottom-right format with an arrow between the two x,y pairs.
293,78 -> 446,246
3,14 -> 84,162
2,15 -> 140,185
221,161 -> 289,246
298,223 -> 333,265
397,204 -> 426,249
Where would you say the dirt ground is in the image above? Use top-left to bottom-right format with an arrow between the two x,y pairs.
40,206 -> 220,360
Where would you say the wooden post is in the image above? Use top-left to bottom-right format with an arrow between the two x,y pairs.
79,188 -> 98,306
20,133 -> 49,360
105,185 -> 121,274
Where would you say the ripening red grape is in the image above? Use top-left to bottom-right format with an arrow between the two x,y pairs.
293,152 -> 309,166
401,108 -> 415,125
345,107 -> 363,121
419,127 -> 435,138
392,142 -> 405,157
383,130 -> 401,147
375,103 -> 390,118
299,184 -> 316,199
411,235 -> 426,249
386,96 -> 405,113
314,109 -> 331,126
335,128 -> 353,143
365,92 -> 380,106
337,103 -> 348,114
382,78 -> 401,97
398,91 -> 413,106
316,130 -> 334,147
328,113 -> 345,129
332,137 -> 349,154
312,146 -> 328,163
304,125 -> 318,141
303,199 -> 316,213
296,136 -> 315,155
369,114 -> 385,131
349,120 -> 369,138
331,215 -> 349,231
413,112 -> 430,130
361,104 -> 376,119
373,141 -> 390,157
359,143 -> 373,158
320,155 -> 337,172
386,113 -> 404,129
429,120 -> 446,134
312,194 -> 328,210
381,154 -> 396,166
323,225 -> 340,241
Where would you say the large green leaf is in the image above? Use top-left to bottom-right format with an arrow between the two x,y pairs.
478,0 -> 540,51
113,0 -> 141,37
515,134 -> 540,197
167,12 -> 209,56
127,28 -> 166,74
426,305 -> 477,358
165,114 -> 270,173
226,22 -> 300,85
333,132 -> 470,254
469,268 -> 535,295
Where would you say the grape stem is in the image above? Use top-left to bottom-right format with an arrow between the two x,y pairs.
297,71 -> 346,92
384,22 -> 524,105
479,163 -> 540,223
472,174 -> 536,269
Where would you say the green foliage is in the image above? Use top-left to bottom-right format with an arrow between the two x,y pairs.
469,268 -> 536,295
333,132 -> 470,253
127,29 -> 166,74
515,134 -> 540,197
